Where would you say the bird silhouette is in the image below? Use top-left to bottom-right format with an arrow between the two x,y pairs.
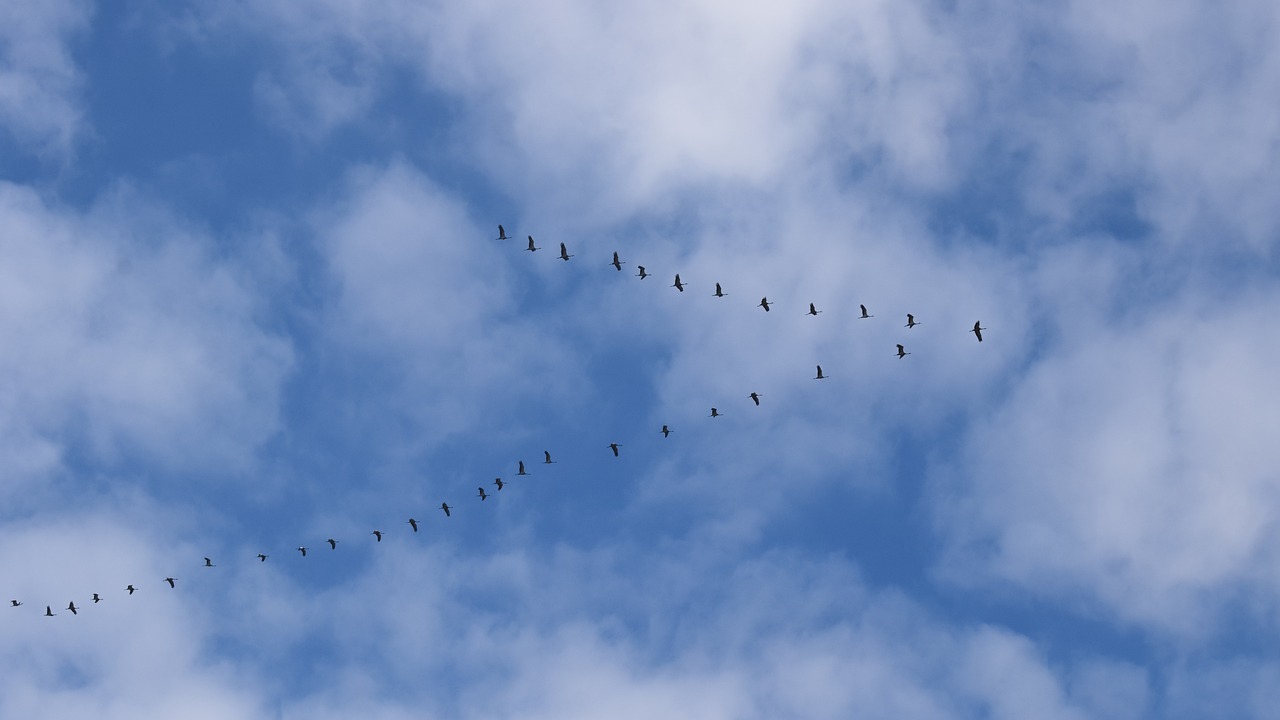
673,274 -> 685,292
611,252 -> 624,271
478,486 -> 489,500
408,518 -> 419,532
372,530 -> 383,542
609,442 -> 621,457
327,539 -> 338,550
971,321 -> 985,342
526,235 -> 540,252
714,282 -> 726,297
497,225 -> 510,241
637,265 -> 648,279
559,242 -> 573,261
905,314 -> 919,328
759,297 -> 771,312
298,546 -> 309,557
896,344 -> 910,358
661,424 -> 671,437
203,557 -> 215,568
494,477 -> 505,491
10,600 -> 21,607
164,578 -> 175,588
749,392 -> 762,406
126,585 -> 136,595
807,303 -> 821,316
815,365 -> 827,380
67,601 -> 77,615
544,450 -> 556,464
710,407 -> 721,418
518,461 -> 529,475
45,606 -> 54,617
93,593 -> 101,603
859,304 -> 873,319
441,502 -> 452,517
257,553 -> 268,562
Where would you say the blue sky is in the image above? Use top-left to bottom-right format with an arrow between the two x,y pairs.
2,0 -> 1279,717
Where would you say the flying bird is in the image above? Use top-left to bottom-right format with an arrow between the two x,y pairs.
807,303 -> 821,316
661,424 -> 671,437
971,320 -> 985,342
497,225 -> 510,241
710,407 -> 721,418
544,450 -> 556,464
372,530 -> 383,542
637,265 -> 648,279
494,477 -> 505,491
714,282 -> 726,297
257,553 -> 268,562
298,546 -> 308,557
126,585 -> 136,595
611,252 -> 624,271
45,606 -> 54,617
526,235 -> 540,252
859,304 -> 873,319
749,392 -> 762,406
559,242 -> 573,261
759,297 -> 771,312
905,314 -> 919,328
203,557 -> 215,568
327,539 -> 338,550
815,365 -> 828,380
478,486 -> 488,500
9,600 -> 20,607
408,518 -> 419,532
672,274 -> 685,292
441,502 -> 452,517
67,601 -> 77,615
609,442 -> 622,457
93,593 -> 101,603
164,577 -> 176,588
896,344 -> 910,358
518,461 -> 529,476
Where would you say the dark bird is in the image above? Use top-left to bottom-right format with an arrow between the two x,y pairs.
672,274 -> 685,292
609,442 -> 621,457
327,539 -> 338,550
544,450 -> 556,464
661,424 -> 671,437
749,392 -> 762,406
372,530 -> 383,542
896,344 -> 910,358
526,235 -> 540,252
10,600 -> 21,607
710,407 -> 721,418
497,225 -> 510,241
714,282 -> 726,297
494,477 -> 505,491
441,502 -> 452,517
92,593 -> 101,603
203,557 -> 215,567
408,518 -> 419,532
257,553 -> 268,562
971,321 -> 985,342
611,251 -> 624,271
637,265 -> 648,279
815,365 -> 828,380
859,304 -> 873,319
559,242 -> 573,261
45,606 -> 54,617
807,303 -> 821,316
905,314 -> 919,328
298,546 -> 308,557
478,486 -> 488,500
67,601 -> 77,615
518,460 -> 529,476
126,585 -> 136,595
759,297 -> 771,312
164,577 -> 175,588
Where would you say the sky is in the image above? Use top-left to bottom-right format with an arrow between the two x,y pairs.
1,0 -> 1279,717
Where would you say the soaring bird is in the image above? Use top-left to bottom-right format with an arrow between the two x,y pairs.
609,442 -> 621,457
258,553 -> 268,562
45,606 -> 54,617
164,577 -> 176,588
441,502 -> 452,517
661,424 -> 671,437
815,365 -> 828,380
971,321 -> 985,342
327,538 -> 338,550
905,314 -> 919,328
559,242 -> 573,261
408,518 -> 419,532
372,530 -> 383,542
478,486 -> 489,500
710,407 -> 721,418
896,344 -> 910,358
67,601 -> 77,616
859,304 -> 873,319
518,460 -> 529,476
203,557 -> 215,567
759,297 -> 771,312
494,477 -> 505,491
544,450 -> 556,464
637,265 -> 648,279
672,274 -> 685,292
126,585 -> 136,595
611,252 -> 624,271
9,600 -> 20,607
714,282 -> 726,297
298,546 -> 308,557
749,392 -> 762,406
497,225 -> 510,241
807,303 -> 821,316
526,236 -> 540,252
93,593 -> 101,603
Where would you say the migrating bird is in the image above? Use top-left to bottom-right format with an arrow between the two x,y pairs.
672,274 -> 685,292
126,585 -> 136,595
971,320 -> 985,342
749,392 -> 762,406
478,487 -> 488,501
298,546 -> 308,557
9,600 -> 21,607
611,252 -> 624,271
497,225 -> 511,241
759,297 -> 771,312
710,407 -> 722,418
372,530 -> 383,542
441,502 -> 452,517
494,477 -> 505,491
164,578 -> 176,588
257,553 -> 268,562
815,365 -> 828,380
637,265 -> 648,279
896,344 -> 910,358
859,304 -> 873,319
714,282 -> 726,297
609,442 -> 622,457
327,539 -> 338,550
408,518 -> 419,532
203,557 -> 215,568
45,606 -> 54,617
526,235 -> 540,252
544,450 -> 556,464
559,242 -> 573,261
661,424 -> 671,437
518,461 -> 529,476
807,303 -> 822,316
93,593 -> 101,604
905,314 -> 919,328
67,601 -> 77,616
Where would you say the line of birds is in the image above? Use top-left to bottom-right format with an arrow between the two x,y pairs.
7,227 -> 989,619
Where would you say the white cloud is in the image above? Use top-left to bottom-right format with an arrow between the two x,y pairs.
0,0 -> 90,159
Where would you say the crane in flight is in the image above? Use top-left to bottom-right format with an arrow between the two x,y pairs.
126,585 -> 136,595
749,392 -> 762,406
807,303 -> 821,316
710,407 -> 722,418
203,557 -> 215,568
9,600 -> 21,607
441,502 -> 452,517
544,450 -> 556,464
609,442 -> 622,457
372,530 -> 383,542
759,297 -> 771,312
494,477 -> 505,491
637,265 -> 649,279
92,593 -> 101,603
298,546 -> 308,557
518,461 -> 529,476
408,518 -> 419,532
611,252 -> 624,271
814,365 -> 828,380
905,314 -> 919,328
478,486 -> 489,500
327,539 -> 338,550
67,601 -> 78,616
859,304 -> 873,319
896,344 -> 911,358
164,578 -> 176,588
497,225 -> 511,241
257,553 -> 268,562
661,424 -> 671,437
672,274 -> 685,292
714,283 -> 726,297
526,236 -> 540,252
971,321 -> 986,342
559,242 -> 573,261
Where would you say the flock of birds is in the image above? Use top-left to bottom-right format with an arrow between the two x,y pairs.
8,224 -> 987,621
